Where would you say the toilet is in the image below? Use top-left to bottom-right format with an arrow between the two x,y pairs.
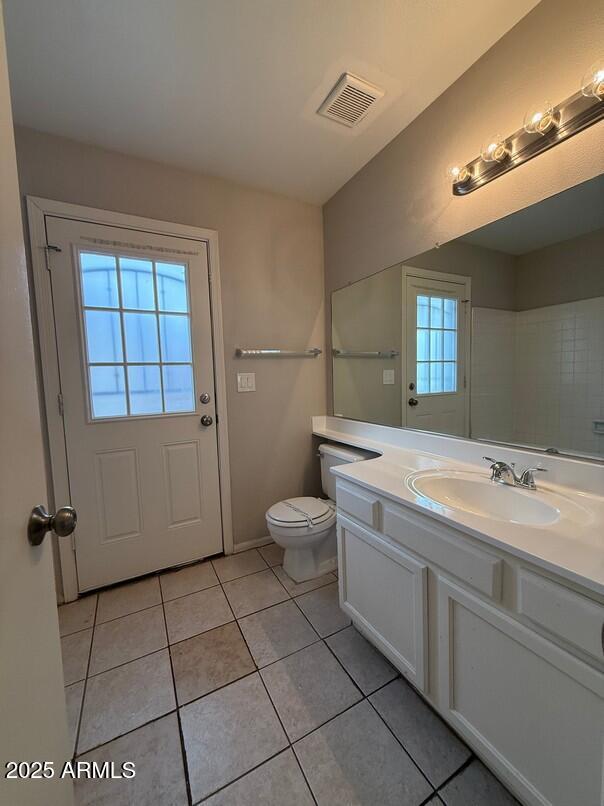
265,443 -> 374,583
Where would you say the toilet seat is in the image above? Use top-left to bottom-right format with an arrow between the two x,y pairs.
266,497 -> 335,531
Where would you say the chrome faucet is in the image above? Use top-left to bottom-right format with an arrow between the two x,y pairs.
483,457 -> 547,490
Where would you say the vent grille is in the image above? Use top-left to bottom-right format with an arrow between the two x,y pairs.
318,73 -> 384,128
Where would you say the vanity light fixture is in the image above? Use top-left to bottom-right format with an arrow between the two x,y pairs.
446,163 -> 472,185
523,102 -> 558,135
480,135 -> 509,163
581,59 -> 604,100
449,58 -> 604,195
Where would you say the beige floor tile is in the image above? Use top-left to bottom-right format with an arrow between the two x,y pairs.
238,600 -> 318,667
58,595 -> 97,637
96,576 -> 161,624
212,549 -> 268,582
78,650 -> 175,753
159,560 -> 218,601
203,749 -> 314,806
171,621 -> 255,705
295,700 -> 432,806
258,543 -> 285,567
181,673 -> 287,802
439,759 -> 518,806
295,582 -> 350,637
260,641 -> 361,741
273,565 -> 336,597
223,569 -> 289,618
65,680 -> 84,757
164,586 -> 233,644
88,605 -> 167,676
326,625 -> 398,695
75,713 -> 187,806
61,629 -> 93,685
370,678 -> 471,787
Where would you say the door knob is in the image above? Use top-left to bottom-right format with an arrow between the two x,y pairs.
200,414 -> 213,427
28,505 -> 77,547
408,397 -> 419,407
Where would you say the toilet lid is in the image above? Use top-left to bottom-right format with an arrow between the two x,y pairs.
266,497 -> 334,527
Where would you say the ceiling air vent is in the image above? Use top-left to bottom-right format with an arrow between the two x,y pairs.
318,73 -> 384,128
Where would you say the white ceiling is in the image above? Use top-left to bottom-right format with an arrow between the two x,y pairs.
4,0 -> 539,204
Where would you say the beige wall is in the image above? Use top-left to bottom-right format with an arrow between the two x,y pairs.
332,265 -> 402,426
14,126 -> 325,550
515,227 -> 604,310
405,240 -> 516,310
324,0 -> 604,408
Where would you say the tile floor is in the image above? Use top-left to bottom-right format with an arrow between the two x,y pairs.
59,545 -> 519,805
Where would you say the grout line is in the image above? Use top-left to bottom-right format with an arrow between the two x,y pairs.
430,754 -> 474,799
71,593 -> 99,758
268,564 -> 337,598
365,696 -> 435,792
74,708 -> 180,758
160,590 -> 194,806
192,747 -> 298,805
84,644 -> 170,681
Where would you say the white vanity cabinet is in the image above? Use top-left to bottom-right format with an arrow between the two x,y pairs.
335,477 -> 604,806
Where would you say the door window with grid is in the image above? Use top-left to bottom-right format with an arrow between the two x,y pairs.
79,252 -> 195,418
416,294 -> 458,394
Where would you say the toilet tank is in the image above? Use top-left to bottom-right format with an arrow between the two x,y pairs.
319,443 -> 376,501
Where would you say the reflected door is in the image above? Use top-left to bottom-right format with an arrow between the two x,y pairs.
46,216 -> 222,590
405,276 -> 469,436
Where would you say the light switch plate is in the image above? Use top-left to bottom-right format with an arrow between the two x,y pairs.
237,372 -> 256,392
383,369 -> 395,385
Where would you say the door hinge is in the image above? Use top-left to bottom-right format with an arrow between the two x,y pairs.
57,393 -> 64,417
43,244 -> 61,271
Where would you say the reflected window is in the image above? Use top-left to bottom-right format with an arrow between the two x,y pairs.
79,251 -> 195,418
416,295 -> 457,394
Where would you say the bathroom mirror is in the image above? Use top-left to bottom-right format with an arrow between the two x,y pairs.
331,173 -> 604,460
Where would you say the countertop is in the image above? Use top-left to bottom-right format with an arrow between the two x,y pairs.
313,421 -> 604,598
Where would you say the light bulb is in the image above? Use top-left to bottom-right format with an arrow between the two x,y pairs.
480,135 -> 509,163
523,102 -> 558,135
446,163 -> 472,185
581,59 -> 604,99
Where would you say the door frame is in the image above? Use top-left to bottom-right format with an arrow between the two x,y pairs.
401,265 -> 471,435
26,196 -> 233,602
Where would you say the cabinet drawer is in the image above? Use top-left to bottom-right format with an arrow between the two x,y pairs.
517,570 -> 604,663
336,481 -> 381,530
383,502 -> 503,601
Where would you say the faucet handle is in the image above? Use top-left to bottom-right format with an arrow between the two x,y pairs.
519,467 -> 547,489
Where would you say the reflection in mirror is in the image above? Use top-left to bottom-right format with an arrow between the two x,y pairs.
331,174 -> 604,460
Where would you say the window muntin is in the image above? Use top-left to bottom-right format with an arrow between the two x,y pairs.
79,252 -> 195,419
416,294 -> 457,394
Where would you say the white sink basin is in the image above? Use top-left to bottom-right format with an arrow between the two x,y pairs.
407,470 -> 588,527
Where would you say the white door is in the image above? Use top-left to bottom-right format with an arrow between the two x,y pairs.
45,216 -> 223,591
0,8 -> 73,804
405,275 -> 469,436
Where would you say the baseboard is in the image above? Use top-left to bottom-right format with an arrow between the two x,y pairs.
231,535 -> 274,554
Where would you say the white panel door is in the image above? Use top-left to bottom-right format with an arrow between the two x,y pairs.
405,275 -> 468,436
0,9 -> 73,803
45,216 -> 223,590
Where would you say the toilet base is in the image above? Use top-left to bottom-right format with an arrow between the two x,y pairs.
281,528 -> 337,583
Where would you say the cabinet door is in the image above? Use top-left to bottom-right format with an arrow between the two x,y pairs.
438,577 -> 604,806
338,515 -> 428,691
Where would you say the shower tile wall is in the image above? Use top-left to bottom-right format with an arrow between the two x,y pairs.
471,298 -> 604,456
